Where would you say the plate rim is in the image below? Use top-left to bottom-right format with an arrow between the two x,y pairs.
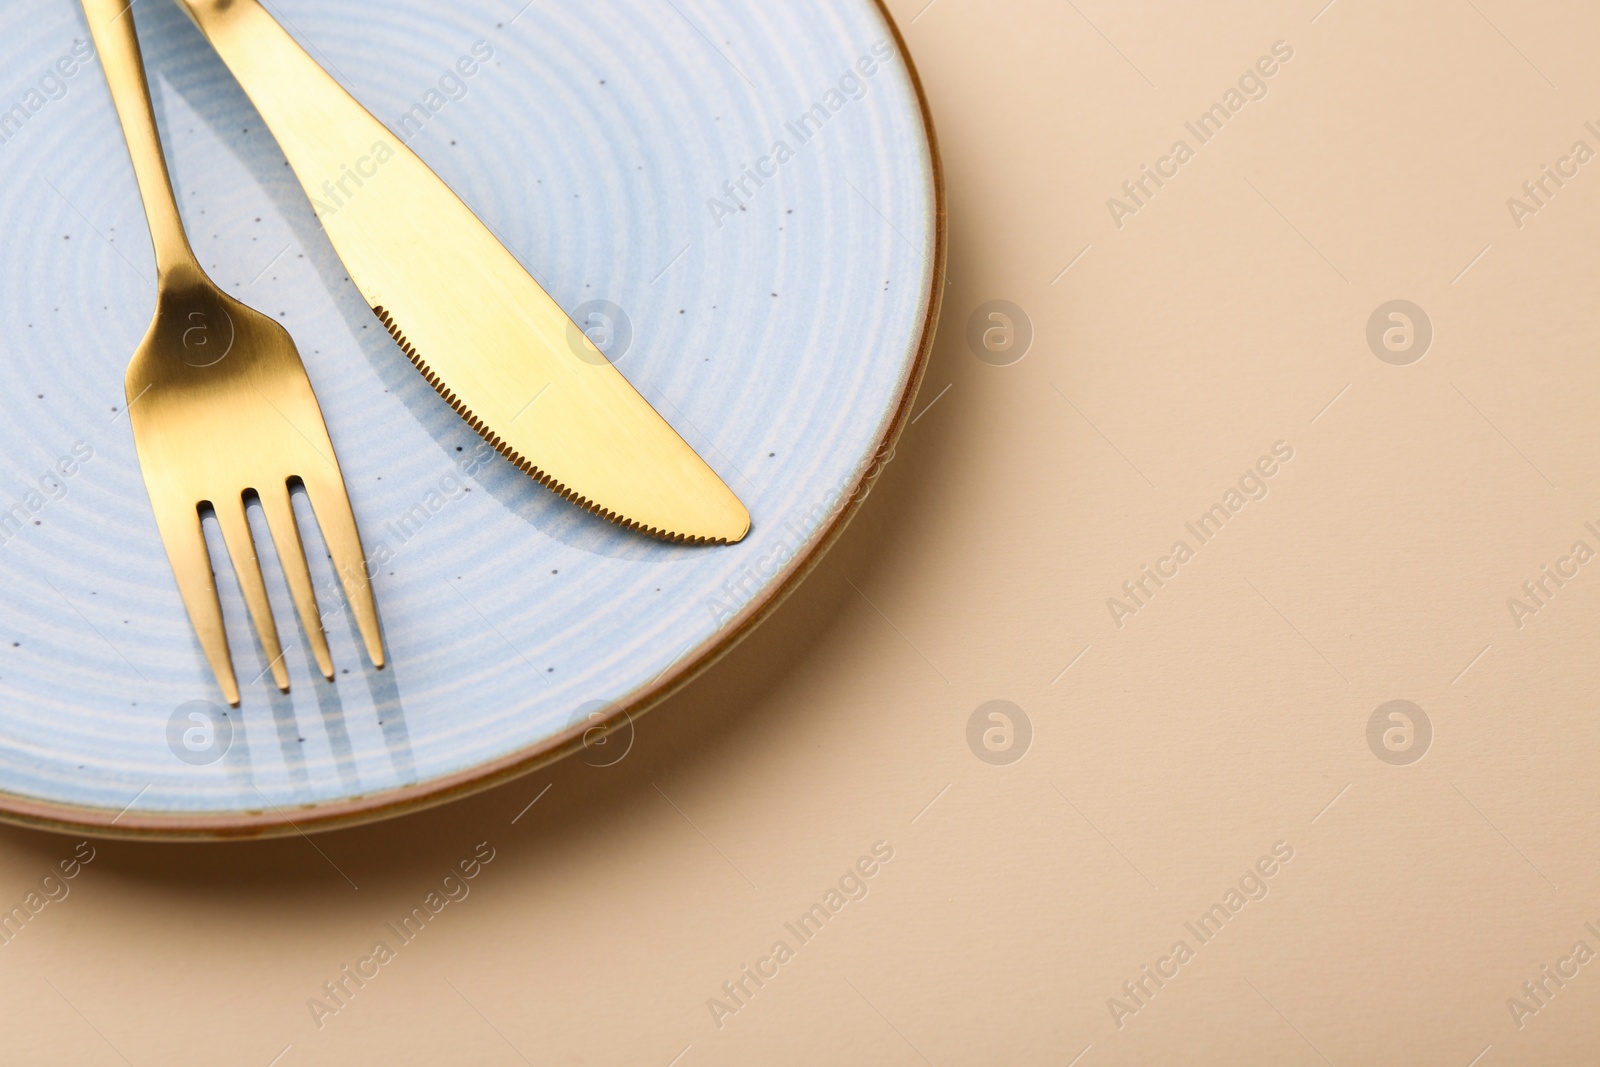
0,0 -> 948,842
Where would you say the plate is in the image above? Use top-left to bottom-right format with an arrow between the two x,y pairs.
0,0 -> 941,836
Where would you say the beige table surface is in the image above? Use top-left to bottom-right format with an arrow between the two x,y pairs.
9,0 -> 1600,1063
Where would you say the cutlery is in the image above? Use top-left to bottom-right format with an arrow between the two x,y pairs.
172,0 -> 750,545
85,0 -> 383,706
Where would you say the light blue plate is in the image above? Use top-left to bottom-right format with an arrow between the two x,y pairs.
0,0 -> 938,835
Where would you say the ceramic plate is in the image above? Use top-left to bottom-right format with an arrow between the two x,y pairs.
0,0 -> 941,836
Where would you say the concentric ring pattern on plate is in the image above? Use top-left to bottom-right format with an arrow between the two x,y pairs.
0,0 -> 937,832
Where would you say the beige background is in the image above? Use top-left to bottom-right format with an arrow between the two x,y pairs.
9,0 -> 1600,1062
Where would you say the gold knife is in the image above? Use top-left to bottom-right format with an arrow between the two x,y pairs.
172,0 -> 749,544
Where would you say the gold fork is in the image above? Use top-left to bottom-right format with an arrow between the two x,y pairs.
85,0 -> 383,706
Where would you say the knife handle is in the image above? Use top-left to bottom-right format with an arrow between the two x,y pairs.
82,0 -> 200,282
170,0 -> 395,236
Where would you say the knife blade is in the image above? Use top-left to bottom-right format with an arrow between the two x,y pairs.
173,0 -> 749,544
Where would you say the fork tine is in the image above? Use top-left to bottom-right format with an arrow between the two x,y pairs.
150,501 -> 241,707
259,481 -> 334,681
214,494 -> 290,692
300,471 -> 385,669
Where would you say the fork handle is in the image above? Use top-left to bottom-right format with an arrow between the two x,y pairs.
81,0 -> 200,283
